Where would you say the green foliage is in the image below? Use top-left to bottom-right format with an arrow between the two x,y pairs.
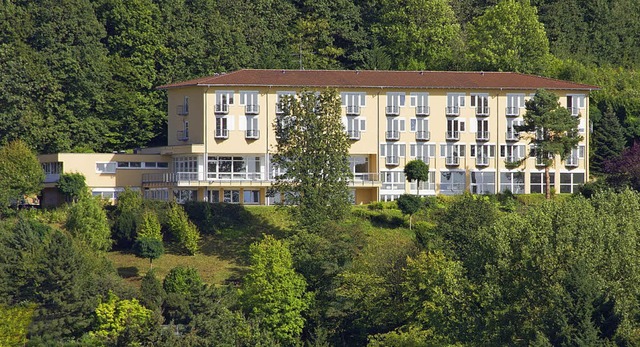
56,172 -> 87,202
242,235 -> 312,345
167,202 -> 200,255
396,194 -> 423,229
136,210 -> 162,241
0,140 -> 44,212
0,303 -> 36,347
135,236 -> 164,266
87,291 -> 154,345
517,89 -> 582,199
466,0 -> 551,73
591,108 -> 625,174
163,266 -> 205,298
271,88 -> 352,229
403,160 -> 430,195
65,196 -> 112,251
113,188 -> 143,247
140,269 -> 165,312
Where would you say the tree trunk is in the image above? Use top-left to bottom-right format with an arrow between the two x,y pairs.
150,258 -> 153,269
409,215 -> 413,230
545,165 -> 551,200
416,180 -> 420,195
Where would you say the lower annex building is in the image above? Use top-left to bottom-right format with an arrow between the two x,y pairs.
39,69 -> 598,206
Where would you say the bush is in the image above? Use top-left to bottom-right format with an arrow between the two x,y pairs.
137,210 -> 162,241
167,203 -> 200,255
113,188 -> 143,247
135,237 -> 164,266
56,173 -> 87,202
163,266 -> 205,298
65,196 -> 112,251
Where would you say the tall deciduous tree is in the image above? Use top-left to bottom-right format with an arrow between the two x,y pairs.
241,235 -> 311,345
466,0 -> 550,74
65,196 -> 112,252
516,89 -> 582,199
373,0 -> 462,70
404,160 -> 430,195
271,88 -> 352,228
0,140 -> 44,211
56,172 -> 87,202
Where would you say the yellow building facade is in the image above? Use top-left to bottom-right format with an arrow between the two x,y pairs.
39,69 -> 598,205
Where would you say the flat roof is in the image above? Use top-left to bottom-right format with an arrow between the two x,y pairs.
158,69 -> 599,91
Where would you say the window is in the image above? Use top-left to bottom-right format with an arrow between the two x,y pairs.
223,189 -> 240,203
178,121 -> 189,141
410,118 -> 429,140
208,190 -> 220,203
96,162 -> 117,174
349,156 -> 370,180
174,189 -> 197,204
240,91 -> 259,114
410,171 -> 436,193
216,116 -> 229,138
410,92 -> 429,115
92,187 -> 125,201
440,144 -> 465,165
341,92 -> 366,114
117,161 -> 142,168
476,119 -> 489,140
42,162 -> 63,175
177,96 -> 189,115
530,172 -> 555,194
386,117 -> 405,140
144,188 -> 169,201
506,94 -> 525,116
446,119 -> 465,140
566,94 -> 585,116
386,92 -> 405,114
471,145 -> 495,166
440,171 -> 465,195
380,143 -> 406,165
381,171 -> 405,191
276,91 -> 296,113
215,90 -> 234,113
560,172 -> 585,193
500,172 -> 525,194
500,144 -> 526,162
566,145 -> 585,167
506,119 -> 523,140
471,94 -> 489,115
243,190 -> 260,204
471,171 -> 495,194
174,156 -> 199,181
243,115 -> 259,138
446,93 -> 465,115
344,116 -> 366,139
410,143 -> 435,163
208,156 -> 262,180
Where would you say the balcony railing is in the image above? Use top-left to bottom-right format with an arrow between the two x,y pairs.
386,105 -> 400,115
445,156 -> 460,166
351,172 -> 380,185
445,131 -> 460,140
176,105 -> 189,116
506,130 -> 519,141
415,130 -> 430,141
386,130 -> 400,141
567,107 -> 580,116
416,156 -> 430,163
565,156 -> 579,167
215,104 -> 229,114
415,106 -> 430,116
445,106 -> 460,116
215,129 -> 229,139
476,106 -> 490,116
476,155 -> 489,166
245,129 -> 260,139
476,131 -> 490,141
245,104 -> 259,115
506,107 -> 519,117
505,156 -> 522,165
385,156 -> 399,166
347,130 -> 361,140
177,130 -> 188,141
346,105 -> 360,115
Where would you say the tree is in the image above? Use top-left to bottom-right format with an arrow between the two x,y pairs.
140,269 -> 165,313
113,187 -> 143,247
136,209 -> 162,241
591,109 -> 625,174
65,196 -> 112,251
56,172 -> 87,202
87,291 -> 154,346
404,160 -> 430,195
373,0 -> 462,70
396,194 -> 423,230
241,235 -> 312,345
0,140 -> 44,212
516,89 -> 582,199
0,303 -> 36,347
135,237 -> 164,268
604,143 -> 640,191
167,202 -> 200,255
271,88 -> 352,228
466,0 -> 551,74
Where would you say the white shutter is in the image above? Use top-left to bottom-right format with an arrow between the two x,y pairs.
239,116 -> 247,131
470,119 -> 477,132
342,117 -> 348,130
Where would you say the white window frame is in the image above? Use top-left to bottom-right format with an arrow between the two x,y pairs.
471,171 -> 496,194
440,170 -> 466,195
96,162 -> 117,174
500,172 -> 525,194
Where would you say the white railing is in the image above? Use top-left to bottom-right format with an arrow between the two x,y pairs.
245,104 -> 259,114
416,156 -> 430,163
176,105 -> 189,116
476,106 -> 489,116
215,129 -> 229,139
245,129 -> 260,139
565,155 -> 579,167
446,156 -> 460,165
177,130 -> 188,141
346,105 -> 360,115
446,131 -> 460,140
386,156 -> 399,166
506,130 -> 519,141
386,105 -> 400,115
347,130 -> 361,140
506,107 -> 519,117
215,104 -> 229,114
568,107 -> 580,116
445,106 -> 460,116
476,156 -> 489,166
415,130 -> 430,141
386,130 -> 400,140
415,106 -> 430,116
476,131 -> 490,141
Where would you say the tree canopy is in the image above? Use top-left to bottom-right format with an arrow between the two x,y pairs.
0,140 -> 44,211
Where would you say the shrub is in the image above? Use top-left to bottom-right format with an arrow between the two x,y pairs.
167,203 -> 200,255
135,237 -> 164,267
56,173 -> 87,202
65,196 -> 112,251
163,266 -> 205,298
136,210 -> 162,241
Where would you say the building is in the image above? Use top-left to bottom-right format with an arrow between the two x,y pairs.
39,69 -> 598,206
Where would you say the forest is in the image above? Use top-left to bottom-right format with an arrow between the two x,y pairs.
1,0 -> 640,174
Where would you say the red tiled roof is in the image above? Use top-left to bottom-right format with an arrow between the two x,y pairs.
158,69 -> 599,91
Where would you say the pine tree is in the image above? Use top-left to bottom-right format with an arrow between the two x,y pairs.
591,109 -> 625,174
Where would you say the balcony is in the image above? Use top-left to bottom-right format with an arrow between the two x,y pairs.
445,106 -> 460,116
506,107 -> 519,117
385,155 -> 399,166
177,130 -> 188,141
445,156 -> 460,166
476,131 -> 490,141
386,105 -> 400,116
215,104 -> 229,114
351,172 -> 381,186
346,105 -> 360,115
215,129 -> 229,139
476,106 -> 490,116
505,130 -> 519,141
505,156 -> 522,168
347,130 -> 361,140
568,107 -> 580,116
386,130 -> 400,141
415,130 -> 430,141
445,131 -> 460,141
476,155 -> 489,166
415,106 -> 430,116
245,104 -> 260,115
245,129 -> 260,139
565,156 -> 579,167
176,105 -> 189,116
416,156 -> 430,163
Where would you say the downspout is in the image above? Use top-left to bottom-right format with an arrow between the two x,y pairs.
586,89 -> 591,181
204,86 -> 211,202
266,86 -> 271,205
377,88 -> 382,201
496,88 -> 501,193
